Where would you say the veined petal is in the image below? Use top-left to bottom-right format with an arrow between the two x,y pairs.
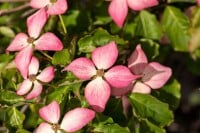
17,79 -> 33,96
85,77 -> 110,112
34,32 -> 63,51
39,101 -> 60,124
128,44 -> 148,75
142,62 -> 172,89
127,0 -> 159,11
34,122 -> 54,133
28,56 -> 39,76
6,33 -> 29,51
108,0 -> 128,28
15,46 -> 33,79
132,81 -> 151,94
63,57 -> 96,80
27,8 -> 48,38
105,65 -> 139,88
30,0 -> 49,9
60,108 -> 95,132
26,81 -> 42,99
36,66 -> 54,83
92,42 -> 118,70
47,0 -> 68,15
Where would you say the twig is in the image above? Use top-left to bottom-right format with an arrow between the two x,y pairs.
0,0 -> 28,2
0,3 -> 30,16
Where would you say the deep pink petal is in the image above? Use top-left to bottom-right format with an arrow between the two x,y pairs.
36,66 -> 54,83
15,46 -> 33,79
127,0 -> 159,11
132,81 -> 151,94
105,65 -> 139,88
142,62 -> 172,89
128,44 -> 148,75
6,33 -> 29,51
28,56 -> 39,76
25,81 -> 42,99
92,41 -> 118,69
39,101 -> 60,124
27,8 -> 48,38
85,77 -> 110,112
34,32 -> 63,51
108,0 -> 128,28
34,122 -> 54,133
111,84 -> 133,96
30,0 -> 49,9
60,108 -> 95,132
17,79 -> 33,96
47,0 -> 68,15
63,57 -> 96,80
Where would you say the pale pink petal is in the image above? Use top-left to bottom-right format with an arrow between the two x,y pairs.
122,96 -> 131,116
127,0 -> 159,11
6,33 -> 29,51
111,84 -> 133,96
34,122 -> 54,133
39,101 -> 60,124
92,42 -> 118,69
108,0 -> 128,28
132,81 -> 151,94
63,57 -> 96,80
60,108 -> 95,132
30,0 -> 49,9
198,0 -> 200,5
142,62 -> 172,89
47,0 -> 68,15
26,81 -> 43,99
128,44 -> 148,75
17,79 -> 33,95
34,32 -> 63,51
104,65 -> 139,88
36,66 -> 54,83
85,77 -> 110,112
28,56 -> 39,76
27,8 -> 48,38
15,46 -> 33,79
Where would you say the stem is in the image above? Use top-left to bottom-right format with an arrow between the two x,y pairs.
39,51 -> 53,60
0,3 -> 29,16
58,15 -> 67,35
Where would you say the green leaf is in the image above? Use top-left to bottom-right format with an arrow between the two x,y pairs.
162,6 -> 190,51
152,79 -> 181,110
52,49 -> 71,65
0,54 -> 13,72
0,26 -> 15,38
128,93 -> 173,127
167,0 -> 195,3
139,119 -> 166,133
94,124 -> 130,133
6,107 -> 25,128
16,129 -> 31,133
135,10 -> 163,40
0,90 -> 25,105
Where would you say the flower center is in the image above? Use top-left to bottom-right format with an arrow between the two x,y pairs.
52,123 -> 60,132
27,37 -> 35,44
50,0 -> 57,4
96,69 -> 104,77
29,74 -> 36,82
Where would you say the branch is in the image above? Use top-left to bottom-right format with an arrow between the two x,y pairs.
0,3 -> 29,16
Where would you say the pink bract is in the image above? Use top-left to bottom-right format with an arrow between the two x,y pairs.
63,42 -> 138,112
108,0 -> 159,28
6,8 -> 63,79
17,56 -> 55,99
35,101 -> 95,133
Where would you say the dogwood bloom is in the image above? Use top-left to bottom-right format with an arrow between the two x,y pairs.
30,0 -> 68,15
63,42 -> 138,112
108,0 -> 159,28
17,56 -> 54,100
34,101 -> 95,133
198,0 -> 200,5
6,8 -> 63,79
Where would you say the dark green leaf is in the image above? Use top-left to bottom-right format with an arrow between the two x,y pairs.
52,49 -> 71,65
94,124 -> 130,133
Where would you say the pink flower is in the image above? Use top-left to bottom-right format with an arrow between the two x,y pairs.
63,42 -> 138,112
108,0 -> 159,28
198,0 -> 200,5
17,56 -> 55,100
34,101 -> 95,133
6,8 -> 63,79
30,0 -> 68,15
112,44 -> 172,95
